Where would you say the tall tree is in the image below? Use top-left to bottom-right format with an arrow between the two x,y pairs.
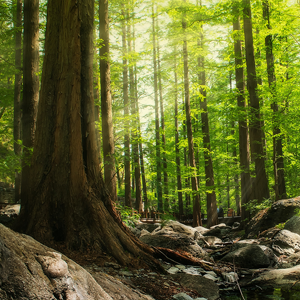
152,2 -> 163,212
13,0 -> 22,202
99,0 -> 117,202
16,0 -> 158,267
262,0 -> 286,200
182,1 -> 201,226
243,0 -> 270,202
198,24 -> 217,227
21,0 -> 39,207
233,0 -> 251,222
122,7 -> 131,207
174,55 -> 183,217
156,27 -> 169,212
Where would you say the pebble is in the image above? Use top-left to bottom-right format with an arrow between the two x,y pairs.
172,292 -> 194,300
167,266 -> 180,274
203,274 -> 218,281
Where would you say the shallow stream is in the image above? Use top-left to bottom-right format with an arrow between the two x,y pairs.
221,286 -> 300,299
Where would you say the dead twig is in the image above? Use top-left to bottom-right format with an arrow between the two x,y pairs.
233,259 -> 245,300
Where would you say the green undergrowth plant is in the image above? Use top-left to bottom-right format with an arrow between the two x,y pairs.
114,203 -> 140,227
243,198 -> 273,215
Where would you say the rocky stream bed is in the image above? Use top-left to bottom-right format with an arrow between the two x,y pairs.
1,197 -> 300,299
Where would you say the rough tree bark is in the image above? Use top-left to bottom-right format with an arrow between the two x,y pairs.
15,0 -> 159,268
156,26 -> 169,212
152,2 -> 163,212
182,4 -> 202,227
263,0 -> 286,200
13,0 -> 22,203
198,27 -> 217,228
243,0 -> 270,202
99,0 -> 117,202
21,0 -> 39,209
174,55 -> 184,218
233,0 -> 252,222
122,7 -> 132,208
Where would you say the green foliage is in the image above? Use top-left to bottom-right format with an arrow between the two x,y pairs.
114,204 -> 141,227
275,222 -> 285,230
243,198 -> 273,215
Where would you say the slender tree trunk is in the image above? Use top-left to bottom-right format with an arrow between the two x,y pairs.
157,37 -> 169,212
15,0 -> 160,269
198,29 -> 217,227
99,0 -> 117,201
21,0 -> 39,208
243,0 -> 270,202
13,0 -> 22,203
152,3 -> 163,212
127,18 -> 142,213
174,57 -> 183,218
122,8 -> 131,207
263,0 -> 286,200
182,6 -> 201,227
233,1 -> 252,222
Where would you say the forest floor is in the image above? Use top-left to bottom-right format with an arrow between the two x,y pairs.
66,250 -> 204,300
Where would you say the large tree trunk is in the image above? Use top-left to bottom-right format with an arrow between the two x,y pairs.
122,8 -> 132,208
13,0 -> 22,203
99,0 -> 117,201
15,0 -> 159,268
198,30 -> 217,228
263,0 -> 286,200
21,0 -> 39,209
152,3 -> 163,212
182,5 -> 202,227
243,0 -> 270,202
233,1 -> 252,223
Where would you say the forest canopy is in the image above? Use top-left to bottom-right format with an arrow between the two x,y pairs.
1,0 -> 300,225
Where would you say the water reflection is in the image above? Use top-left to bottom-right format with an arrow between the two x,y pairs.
221,287 -> 300,299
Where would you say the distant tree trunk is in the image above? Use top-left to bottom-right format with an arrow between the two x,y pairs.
21,0 -> 39,208
127,19 -> 142,213
122,8 -> 131,207
99,0 -> 117,201
174,57 -> 183,218
157,37 -> 169,212
16,0 -> 159,268
198,29 -> 217,228
182,6 -> 202,227
263,0 -> 286,200
152,3 -> 163,212
13,0 -> 22,203
233,1 -> 251,222
243,0 -> 270,202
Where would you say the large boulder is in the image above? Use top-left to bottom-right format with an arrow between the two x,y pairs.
202,224 -> 231,239
284,215 -> 300,235
171,273 -> 219,300
152,220 -> 201,239
221,244 -> 277,268
272,229 -> 300,256
250,265 -> 300,287
245,197 -> 300,238
140,232 -> 207,259
0,224 -> 154,300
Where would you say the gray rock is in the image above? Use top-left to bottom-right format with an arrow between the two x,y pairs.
203,226 -> 231,239
284,215 -> 300,235
128,226 -> 141,238
250,265 -> 300,288
140,229 -> 151,238
155,220 -> 199,238
245,197 -> 300,239
221,244 -> 274,268
182,267 -> 201,275
136,223 -> 161,233
172,273 -> 219,300
232,239 -> 260,250
140,232 -> 207,259
198,236 -> 222,247
222,272 -> 238,283
272,229 -> 300,255
0,224 -> 155,300
167,267 -> 180,274
203,274 -> 218,281
195,226 -> 209,234
172,293 -> 194,300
